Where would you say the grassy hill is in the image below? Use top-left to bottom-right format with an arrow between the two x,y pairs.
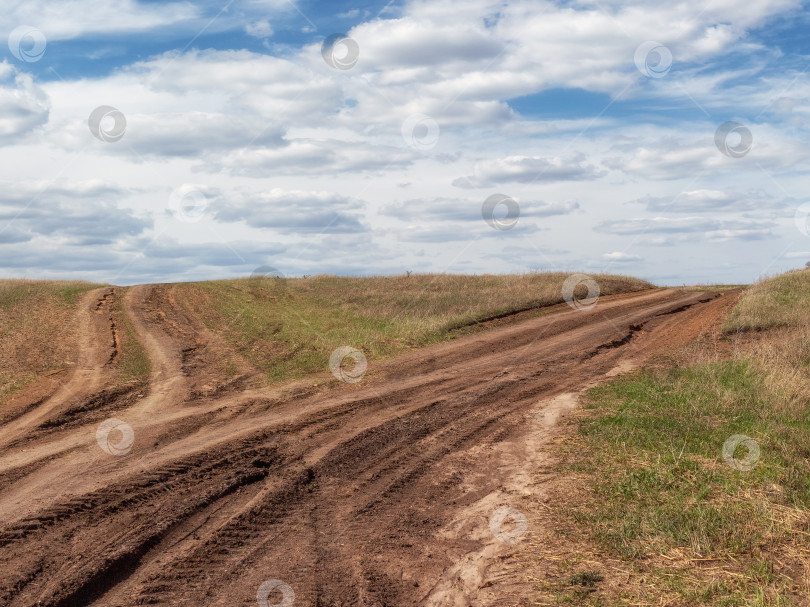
171,272 -> 654,382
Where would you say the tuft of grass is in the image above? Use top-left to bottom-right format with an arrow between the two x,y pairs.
0,280 -> 103,404
568,571 -> 604,587
559,269 -> 810,604
172,272 -> 654,382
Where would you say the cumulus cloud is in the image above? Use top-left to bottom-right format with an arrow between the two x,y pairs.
0,64 -> 49,143
212,188 -> 369,233
381,197 -> 579,221
0,179 -> 149,245
130,49 -> 341,122
631,189 -> 791,212
595,216 -> 775,240
605,132 -> 808,180
452,155 -> 605,187
208,140 -> 414,176
245,20 -> 273,38
91,112 -> 284,159
602,251 -> 641,262
5,0 -> 197,40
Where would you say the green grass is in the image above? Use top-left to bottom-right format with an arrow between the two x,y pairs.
562,269 -> 810,605
0,280 -> 103,403
112,289 -> 150,384
173,272 -> 654,382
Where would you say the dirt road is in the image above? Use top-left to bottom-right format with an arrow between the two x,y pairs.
0,285 -> 737,606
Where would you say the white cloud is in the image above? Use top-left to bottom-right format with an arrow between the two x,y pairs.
212,188 -> 369,233
596,216 -> 776,241
245,20 -> 273,38
632,189 -> 792,213
5,0 -> 197,40
603,252 -> 641,262
0,65 -> 49,143
453,155 -> 605,187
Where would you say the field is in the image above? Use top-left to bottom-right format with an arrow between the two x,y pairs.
0,270 -> 804,606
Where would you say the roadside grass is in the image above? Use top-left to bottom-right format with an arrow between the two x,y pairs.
111,289 -> 150,384
724,269 -> 810,333
683,283 -> 747,293
550,269 -> 810,605
173,272 -> 654,383
0,280 -> 102,403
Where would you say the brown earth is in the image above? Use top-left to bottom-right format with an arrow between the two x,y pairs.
0,284 -> 739,606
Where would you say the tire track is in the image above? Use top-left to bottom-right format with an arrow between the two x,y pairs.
0,288 -> 118,451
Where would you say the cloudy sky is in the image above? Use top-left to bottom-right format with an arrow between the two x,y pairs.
2,0 -> 810,285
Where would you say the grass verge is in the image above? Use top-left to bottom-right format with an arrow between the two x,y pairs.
111,288 -> 150,385
539,270 -> 810,605
173,272 -> 654,382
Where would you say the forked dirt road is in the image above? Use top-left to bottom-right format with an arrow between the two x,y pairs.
0,285 -> 738,606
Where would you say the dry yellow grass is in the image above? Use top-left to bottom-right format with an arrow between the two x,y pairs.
0,279 -> 101,404
723,269 -> 810,333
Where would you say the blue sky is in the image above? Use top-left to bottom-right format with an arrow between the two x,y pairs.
2,0 -> 810,285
